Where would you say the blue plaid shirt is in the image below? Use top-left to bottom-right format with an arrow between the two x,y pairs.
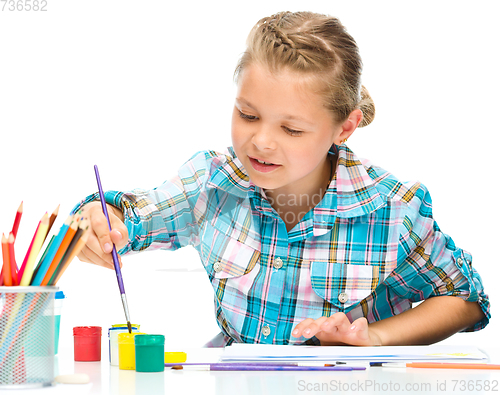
77,145 -> 490,346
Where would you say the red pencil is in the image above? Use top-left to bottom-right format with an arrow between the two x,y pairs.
11,201 -> 23,238
8,233 -> 18,285
17,214 -> 42,281
1,234 -> 12,286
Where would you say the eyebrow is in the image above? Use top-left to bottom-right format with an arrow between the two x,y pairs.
235,98 -> 315,126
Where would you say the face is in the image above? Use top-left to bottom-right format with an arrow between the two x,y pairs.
231,63 -> 342,195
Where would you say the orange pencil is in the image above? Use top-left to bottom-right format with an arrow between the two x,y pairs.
11,201 -> 23,238
1,234 -> 12,286
8,233 -> 18,285
52,228 -> 89,285
40,215 -> 79,286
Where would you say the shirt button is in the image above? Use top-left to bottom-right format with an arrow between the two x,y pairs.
457,258 -> 463,267
338,292 -> 349,304
273,257 -> 283,269
262,325 -> 271,337
213,261 -> 223,272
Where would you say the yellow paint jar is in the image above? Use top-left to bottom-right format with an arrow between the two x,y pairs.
118,332 -> 146,370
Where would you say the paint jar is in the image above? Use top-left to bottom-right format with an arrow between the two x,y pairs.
54,291 -> 65,355
135,335 -> 165,372
118,332 -> 146,370
73,326 -> 102,361
108,324 -> 140,366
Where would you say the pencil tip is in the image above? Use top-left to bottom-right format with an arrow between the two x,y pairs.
171,366 -> 183,370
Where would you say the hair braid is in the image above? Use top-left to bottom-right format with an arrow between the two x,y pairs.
235,11 -> 375,127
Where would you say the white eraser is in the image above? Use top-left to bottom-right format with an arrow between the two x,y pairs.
54,374 -> 91,384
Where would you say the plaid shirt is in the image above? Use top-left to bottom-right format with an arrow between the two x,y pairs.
77,145 -> 490,347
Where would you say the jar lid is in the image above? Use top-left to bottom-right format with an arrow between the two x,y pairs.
118,332 -> 146,344
73,326 -> 102,336
55,291 -> 66,299
108,326 -> 139,337
111,324 -> 140,329
135,334 -> 165,346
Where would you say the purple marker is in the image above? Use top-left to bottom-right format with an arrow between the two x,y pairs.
94,165 -> 132,333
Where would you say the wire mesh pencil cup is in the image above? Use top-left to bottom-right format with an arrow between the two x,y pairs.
0,286 -> 57,389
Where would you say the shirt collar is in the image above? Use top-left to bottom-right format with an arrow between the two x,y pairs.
207,145 -> 386,227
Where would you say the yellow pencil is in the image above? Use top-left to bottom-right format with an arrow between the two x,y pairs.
19,213 -> 50,286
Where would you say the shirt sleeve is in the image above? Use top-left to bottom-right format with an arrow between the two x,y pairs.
72,151 -> 212,255
383,183 -> 490,332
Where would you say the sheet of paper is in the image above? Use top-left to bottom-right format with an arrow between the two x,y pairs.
221,344 -> 488,362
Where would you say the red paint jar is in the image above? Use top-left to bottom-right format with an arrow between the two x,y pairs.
73,326 -> 102,361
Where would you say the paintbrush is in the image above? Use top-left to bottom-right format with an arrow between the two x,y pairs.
94,165 -> 132,333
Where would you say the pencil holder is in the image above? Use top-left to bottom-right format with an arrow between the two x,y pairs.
0,286 -> 58,389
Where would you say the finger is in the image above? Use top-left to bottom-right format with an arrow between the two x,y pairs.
80,245 -> 115,270
291,318 -> 315,338
89,208 -> 114,254
349,317 -> 369,339
301,316 -> 329,338
320,312 -> 352,334
110,228 -> 127,251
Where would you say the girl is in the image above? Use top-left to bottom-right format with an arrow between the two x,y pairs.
76,11 -> 489,347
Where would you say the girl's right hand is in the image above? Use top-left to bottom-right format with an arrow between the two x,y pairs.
77,201 -> 129,269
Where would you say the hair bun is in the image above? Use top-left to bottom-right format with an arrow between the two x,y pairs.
358,85 -> 375,127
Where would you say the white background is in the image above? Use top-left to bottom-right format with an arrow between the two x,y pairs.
1,0 -> 498,353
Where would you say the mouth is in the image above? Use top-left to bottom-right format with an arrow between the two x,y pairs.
248,156 -> 281,173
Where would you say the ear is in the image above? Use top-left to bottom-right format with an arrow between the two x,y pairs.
335,109 -> 363,145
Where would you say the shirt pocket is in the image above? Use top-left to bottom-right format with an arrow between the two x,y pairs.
309,261 -> 380,311
201,222 -> 260,280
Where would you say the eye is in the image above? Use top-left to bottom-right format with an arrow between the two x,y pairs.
238,111 -> 258,121
283,126 -> 303,136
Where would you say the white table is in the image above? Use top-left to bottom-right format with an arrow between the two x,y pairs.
2,346 -> 499,395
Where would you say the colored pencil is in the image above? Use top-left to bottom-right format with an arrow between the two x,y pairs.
19,213 -> 49,286
94,165 -> 132,333
382,362 -> 500,370
8,233 -> 18,286
0,268 -> 3,286
17,220 -> 40,281
32,235 -> 55,280
31,215 -> 71,286
44,204 -> 60,244
40,216 -> 79,286
11,202 -> 23,238
1,234 -> 12,286
51,228 -> 89,285
48,220 -> 86,285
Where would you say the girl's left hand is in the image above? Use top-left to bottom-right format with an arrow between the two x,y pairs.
291,312 -> 382,346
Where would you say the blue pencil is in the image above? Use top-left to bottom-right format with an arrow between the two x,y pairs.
30,215 -> 71,285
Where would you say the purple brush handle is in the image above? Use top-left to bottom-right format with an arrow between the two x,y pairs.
94,165 -> 126,294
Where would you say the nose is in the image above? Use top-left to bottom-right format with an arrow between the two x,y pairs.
251,123 -> 277,151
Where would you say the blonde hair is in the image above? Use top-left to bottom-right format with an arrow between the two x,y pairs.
234,11 -> 375,127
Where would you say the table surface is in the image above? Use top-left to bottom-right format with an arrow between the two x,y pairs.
1,346 -> 499,395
